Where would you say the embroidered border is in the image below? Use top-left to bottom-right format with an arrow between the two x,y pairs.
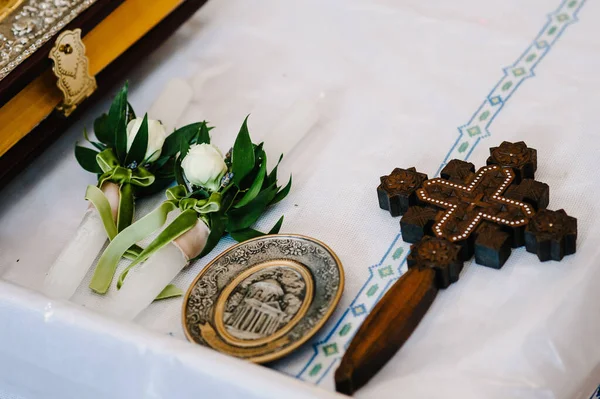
294,0 -> 587,384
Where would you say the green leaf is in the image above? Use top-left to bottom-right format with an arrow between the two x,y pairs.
229,215 -> 284,242
90,141 -> 106,152
234,149 -> 267,208
230,228 -> 265,242
266,154 -> 283,187
85,127 -> 106,151
174,156 -> 186,187
180,129 -> 192,160
197,121 -> 211,144
232,116 -> 255,187
127,101 -> 136,121
108,83 -> 129,162
153,156 -> 174,176
271,175 -> 292,205
196,214 -> 226,259
75,146 -> 102,173
269,215 -> 284,234
93,114 -> 112,147
125,113 -> 148,166
161,122 -> 203,158
220,186 -> 239,213
154,284 -> 183,301
226,183 -> 278,232
83,126 -> 91,142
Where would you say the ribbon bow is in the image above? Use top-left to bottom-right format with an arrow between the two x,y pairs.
96,148 -> 155,189
89,184 -> 221,294
90,149 -> 156,233
165,185 -> 221,214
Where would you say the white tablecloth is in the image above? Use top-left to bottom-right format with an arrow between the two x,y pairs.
1,0 -> 600,398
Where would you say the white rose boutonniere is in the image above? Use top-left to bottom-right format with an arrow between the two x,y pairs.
126,117 -> 167,163
181,143 -> 228,192
91,118 -> 293,320
43,83 -> 199,301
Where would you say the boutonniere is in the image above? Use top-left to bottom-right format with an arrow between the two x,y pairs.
42,83 -> 201,301
89,117 -> 292,320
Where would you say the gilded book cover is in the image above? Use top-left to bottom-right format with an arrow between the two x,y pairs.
0,0 -> 208,188
0,0 -> 98,79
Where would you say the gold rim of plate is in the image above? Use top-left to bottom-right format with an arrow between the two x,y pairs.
182,234 -> 345,363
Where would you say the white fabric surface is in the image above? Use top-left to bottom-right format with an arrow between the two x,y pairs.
1,0 -> 600,397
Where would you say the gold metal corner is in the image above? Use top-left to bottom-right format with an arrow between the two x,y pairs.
49,28 -> 97,117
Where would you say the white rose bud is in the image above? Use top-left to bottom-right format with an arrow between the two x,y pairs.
126,118 -> 167,163
181,143 -> 228,192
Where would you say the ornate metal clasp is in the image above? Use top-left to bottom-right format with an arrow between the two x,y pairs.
49,28 -> 96,117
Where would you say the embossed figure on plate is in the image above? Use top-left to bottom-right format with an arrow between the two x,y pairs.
223,266 -> 307,341
213,259 -> 314,348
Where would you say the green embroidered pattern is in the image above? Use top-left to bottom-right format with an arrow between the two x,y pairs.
339,323 -> 352,337
295,0 -> 587,384
366,284 -> 379,297
323,344 -> 338,356
309,364 -> 322,377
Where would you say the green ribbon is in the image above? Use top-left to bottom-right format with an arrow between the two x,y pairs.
85,185 -> 141,260
85,149 -> 158,259
155,285 -> 184,300
86,185 -> 117,239
89,185 -> 221,294
116,209 -> 198,289
165,185 -> 222,214
96,148 -> 155,232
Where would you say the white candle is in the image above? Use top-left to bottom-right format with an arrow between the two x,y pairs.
102,219 -> 210,320
41,208 -> 108,300
102,243 -> 187,320
41,183 -> 120,300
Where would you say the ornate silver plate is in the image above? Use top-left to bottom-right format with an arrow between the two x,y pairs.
182,234 -> 344,363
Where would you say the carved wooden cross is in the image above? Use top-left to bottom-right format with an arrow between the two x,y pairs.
335,142 -> 577,394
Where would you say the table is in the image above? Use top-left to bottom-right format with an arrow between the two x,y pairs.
1,0 -> 600,397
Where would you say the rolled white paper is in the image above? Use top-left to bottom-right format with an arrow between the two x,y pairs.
261,96 -> 320,170
41,208 -> 108,300
105,219 -> 210,320
148,78 -> 193,133
41,182 -> 120,300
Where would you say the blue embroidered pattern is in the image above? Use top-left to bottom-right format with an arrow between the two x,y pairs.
295,0 -> 587,384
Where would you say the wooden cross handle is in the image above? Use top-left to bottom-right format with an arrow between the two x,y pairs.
335,266 -> 438,395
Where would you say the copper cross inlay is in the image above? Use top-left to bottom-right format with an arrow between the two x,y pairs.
417,165 -> 535,242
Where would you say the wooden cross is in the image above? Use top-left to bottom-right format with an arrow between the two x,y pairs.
335,142 -> 577,395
